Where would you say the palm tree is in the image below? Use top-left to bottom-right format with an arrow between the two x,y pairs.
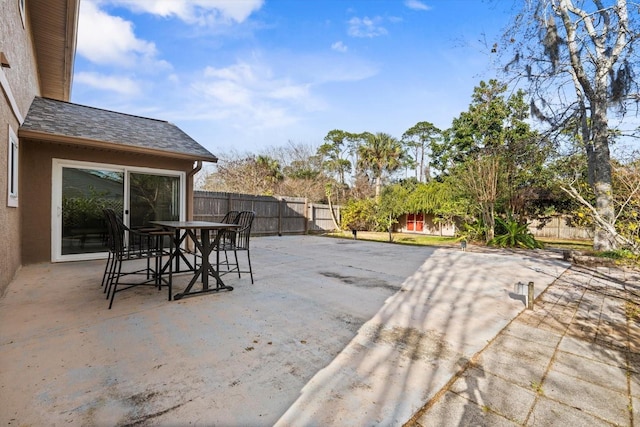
255,155 -> 283,194
357,132 -> 409,198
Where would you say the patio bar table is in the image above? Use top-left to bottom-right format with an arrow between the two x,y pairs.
150,220 -> 240,300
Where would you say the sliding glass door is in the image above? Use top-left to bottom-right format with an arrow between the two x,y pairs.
129,172 -> 181,228
60,167 -> 124,256
52,160 -> 184,262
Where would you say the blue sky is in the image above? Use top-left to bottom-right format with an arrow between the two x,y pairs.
72,0 -> 515,157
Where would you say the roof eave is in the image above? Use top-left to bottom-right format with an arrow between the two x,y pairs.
18,129 -> 219,163
28,0 -> 80,101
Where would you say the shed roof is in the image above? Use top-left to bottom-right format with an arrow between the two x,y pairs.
19,97 -> 217,162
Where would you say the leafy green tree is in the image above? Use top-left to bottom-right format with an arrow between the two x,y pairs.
377,183 -> 411,241
402,121 -> 441,182
340,198 -> 376,232
407,179 -> 471,222
432,80 -> 547,241
318,130 -> 355,188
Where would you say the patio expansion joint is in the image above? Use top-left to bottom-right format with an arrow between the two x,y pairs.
518,270 -> 586,426
404,267 -> 576,427
625,290 -> 638,427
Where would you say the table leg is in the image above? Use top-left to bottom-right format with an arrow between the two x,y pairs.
201,229 -> 210,290
173,228 -> 233,300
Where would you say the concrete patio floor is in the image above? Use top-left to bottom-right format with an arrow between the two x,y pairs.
0,235 -> 569,426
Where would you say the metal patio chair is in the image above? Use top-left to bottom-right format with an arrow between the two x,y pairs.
102,209 -> 173,309
215,210 -> 255,284
191,210 -> 240,267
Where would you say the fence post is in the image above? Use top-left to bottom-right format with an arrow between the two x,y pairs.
305,199 -> 311,234
278,197 -> 283,236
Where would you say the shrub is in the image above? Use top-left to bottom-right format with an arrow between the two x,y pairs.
340,198 -> 376,231
489,217 -> 544,249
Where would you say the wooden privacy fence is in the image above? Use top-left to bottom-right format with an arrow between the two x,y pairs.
528,216 -> 592,241
194,192 -> 591,240
193,191 -> 340,235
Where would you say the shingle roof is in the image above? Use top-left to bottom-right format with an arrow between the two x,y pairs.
19,97 -> 217,162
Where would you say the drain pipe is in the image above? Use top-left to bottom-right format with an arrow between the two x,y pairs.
187,161 -> 203,220
188,160 -> 203,179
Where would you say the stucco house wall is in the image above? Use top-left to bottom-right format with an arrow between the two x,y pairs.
0,0 -> 42,296
20,140 -> 195,264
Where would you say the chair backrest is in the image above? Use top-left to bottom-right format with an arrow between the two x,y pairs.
103,208 -> 153,255
103,209 -> 126,255
231,211 -> 255,250
221,210 -> 239,224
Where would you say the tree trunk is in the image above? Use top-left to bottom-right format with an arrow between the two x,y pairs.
419,145 -> 425,183
325,185 -> 341,231
375,176 -> 382,199
482,203 -> 495,243
588,99 -> 616,251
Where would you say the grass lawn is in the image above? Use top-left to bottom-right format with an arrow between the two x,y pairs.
325,231 -> 640,269
325,230 -> 593,251
326,231 -> 459,247
536,237 -> 593,251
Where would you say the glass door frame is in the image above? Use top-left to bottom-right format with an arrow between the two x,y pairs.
51,158 -> 186,262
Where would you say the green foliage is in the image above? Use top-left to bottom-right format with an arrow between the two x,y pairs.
357,132 -> 412,197
489,217 -> 544,249
430,80 -> 552,225
62,188 -> 110,230
402,121 -> 442,182
598,249 -> 636,260
457,221 -> 487,243
376,184 -> 409,238
404,179 -> 472,220
340,198 -> 377,231
317,129 -> 355,186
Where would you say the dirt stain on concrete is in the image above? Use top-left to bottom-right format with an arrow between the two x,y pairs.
320,271 -> 398,292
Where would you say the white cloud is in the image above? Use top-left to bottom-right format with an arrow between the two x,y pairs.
331,41 -> 348,53
268,84 -> 310,100
181,51 -> 382,137
404,0 -> 431,11
199,61 -> 314,106
74,71 -> 142,96
204,62 -> 258,85
198,77 -> 253,107
105,0 -> 264,25
77,0 -> 168,69
297,55 -> 378,84
347,16 -> 388,38
189,60 -> 317,130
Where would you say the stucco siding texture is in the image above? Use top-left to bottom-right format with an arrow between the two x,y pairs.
0,111 -> 22,297
20,97 -> 217,162
0,1 -> 41,114
20,140 -> 195,264
0,0 -> 42,296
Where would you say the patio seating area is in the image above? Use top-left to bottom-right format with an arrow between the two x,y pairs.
0,235 -> 570,425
